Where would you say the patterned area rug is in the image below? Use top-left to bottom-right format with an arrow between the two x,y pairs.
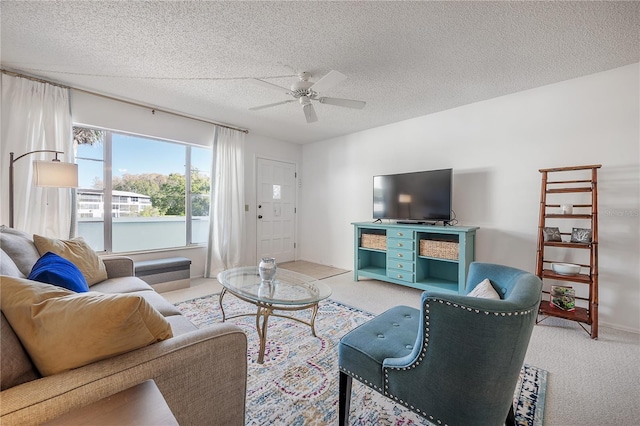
175,295 -> 547,426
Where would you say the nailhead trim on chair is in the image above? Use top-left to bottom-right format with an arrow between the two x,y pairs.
338,366 -> 384,393
379,298 -> 538,426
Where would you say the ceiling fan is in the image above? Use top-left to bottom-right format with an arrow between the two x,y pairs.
249,70 -> 366,123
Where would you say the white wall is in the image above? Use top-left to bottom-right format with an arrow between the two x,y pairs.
298,63 -> 640,332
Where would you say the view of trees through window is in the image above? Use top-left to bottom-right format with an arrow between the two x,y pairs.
74,126 -> 212,252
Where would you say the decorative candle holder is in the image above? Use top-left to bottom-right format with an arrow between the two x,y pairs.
560,203 -> 573,215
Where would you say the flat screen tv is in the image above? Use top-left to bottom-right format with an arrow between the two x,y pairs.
373,168 -> 452,223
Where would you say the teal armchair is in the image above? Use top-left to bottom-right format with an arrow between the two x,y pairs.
338,262 -> 542,426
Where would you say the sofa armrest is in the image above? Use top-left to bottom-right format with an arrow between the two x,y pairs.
101,256 -> 134,278
0,323 -> 248,426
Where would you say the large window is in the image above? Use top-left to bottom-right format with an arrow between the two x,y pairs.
74,126 -> 211,252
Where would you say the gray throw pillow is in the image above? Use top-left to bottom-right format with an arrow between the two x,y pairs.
0,228 -> 41,277
1,247 -> 23,277
0,312 -> 40,390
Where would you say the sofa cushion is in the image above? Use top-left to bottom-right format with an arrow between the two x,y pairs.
1,247 -> 23,277
28,252 -> 90,293
0,276 -> 173,376
0,227 -> 41,277
129,290 -> 183,316
33,234 -> 108,286
90,276 -> 154,294
0,312 -> 40,390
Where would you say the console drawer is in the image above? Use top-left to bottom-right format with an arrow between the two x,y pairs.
387,248 -> 413,261
387,259 -> 415,273
387,237 -> 414,251
388,229 -> 413,239
387,269 -> 415,283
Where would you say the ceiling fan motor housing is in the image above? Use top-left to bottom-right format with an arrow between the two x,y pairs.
290,80 -> 315,98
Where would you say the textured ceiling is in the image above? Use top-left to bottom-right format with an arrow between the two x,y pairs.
1,1 -> 638,144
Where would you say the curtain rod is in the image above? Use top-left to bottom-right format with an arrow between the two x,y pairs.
1,68 -> 249,134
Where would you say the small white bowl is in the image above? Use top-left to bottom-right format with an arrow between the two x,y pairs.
552,263 -> 581,276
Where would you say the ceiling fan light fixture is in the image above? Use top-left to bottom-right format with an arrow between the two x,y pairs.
299,95 -> 311,106
303,103 -> 318,123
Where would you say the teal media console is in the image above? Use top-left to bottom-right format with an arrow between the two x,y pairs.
352,222 -> 479,295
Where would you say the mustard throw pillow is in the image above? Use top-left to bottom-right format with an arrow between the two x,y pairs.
33,235 -> 108,286
0,277 -> 173,376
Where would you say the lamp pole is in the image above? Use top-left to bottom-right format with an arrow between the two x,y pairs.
9,152 -> 15,228
8,149 -> 64,228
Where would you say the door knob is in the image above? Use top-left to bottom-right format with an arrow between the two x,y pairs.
258,215 -> 263,219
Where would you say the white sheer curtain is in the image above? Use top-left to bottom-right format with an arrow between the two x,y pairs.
1,74 -> 73,237
205,126 -> 246,277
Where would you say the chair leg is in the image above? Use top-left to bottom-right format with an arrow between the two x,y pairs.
339,371 -> 352,426
505,403 -> 515,426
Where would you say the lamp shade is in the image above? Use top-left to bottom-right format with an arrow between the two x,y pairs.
33,160 -> 78,188
398,194 -> 412,203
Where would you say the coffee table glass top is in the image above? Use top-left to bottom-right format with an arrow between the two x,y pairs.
217,267 -> 331,305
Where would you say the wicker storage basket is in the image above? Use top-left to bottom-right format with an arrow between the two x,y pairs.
419,239 -> 459,260
361,234 -> 386,250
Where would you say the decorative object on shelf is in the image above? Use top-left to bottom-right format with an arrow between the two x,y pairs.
258,257 -> 277,283
551,262 -> 580,276
542,227 -> 562,242
570,228 -> 592,243
419,239 -> 459,260
360,233 -> 386,250
560,203 -> 573,214
550,285 -> 576,311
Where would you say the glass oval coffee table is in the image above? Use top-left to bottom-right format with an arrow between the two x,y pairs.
217,267 -> 332,363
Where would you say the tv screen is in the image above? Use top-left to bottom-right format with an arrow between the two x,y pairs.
373,168 -> 452,223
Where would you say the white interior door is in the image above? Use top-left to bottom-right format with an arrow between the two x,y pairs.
256,158 -> 296,262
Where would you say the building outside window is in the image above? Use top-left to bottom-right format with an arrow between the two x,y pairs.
74,126 -> 211,252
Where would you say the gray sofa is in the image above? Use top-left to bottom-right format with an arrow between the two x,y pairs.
0,227 -> 247,425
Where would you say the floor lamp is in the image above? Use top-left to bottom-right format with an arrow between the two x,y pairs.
9,150 -> 78,228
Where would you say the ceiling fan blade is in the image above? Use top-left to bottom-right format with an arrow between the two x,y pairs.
250,78 -> 292,95
319,97 -> 366,109
249,100 -> 296,111
303,103 -> 318,123
309,70 -> 347,93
